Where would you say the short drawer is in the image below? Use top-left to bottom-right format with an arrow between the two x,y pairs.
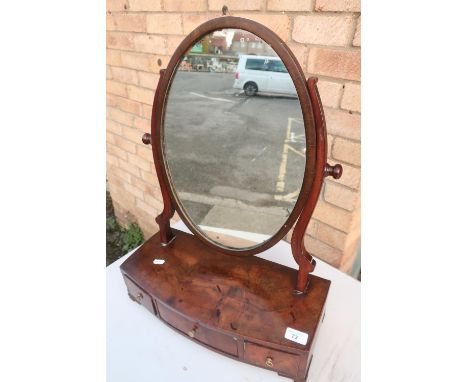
244,342 -> 300,377
123,275 -> 156,315
157,302 -> 238,357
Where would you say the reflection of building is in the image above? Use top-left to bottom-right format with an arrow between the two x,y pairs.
182,29 -> 276,72
230,30 -> 276,57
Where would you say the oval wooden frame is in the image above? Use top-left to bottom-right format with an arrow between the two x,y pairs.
148,16 -> 333,293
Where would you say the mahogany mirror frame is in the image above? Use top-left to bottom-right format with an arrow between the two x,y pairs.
143,16 -> 342,294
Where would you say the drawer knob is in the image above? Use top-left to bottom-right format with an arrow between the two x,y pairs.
187,325 -> 198,338
135,293 -> 143,303
265,357 -> 274,368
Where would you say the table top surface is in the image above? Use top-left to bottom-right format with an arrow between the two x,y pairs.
107,221 -> 361,382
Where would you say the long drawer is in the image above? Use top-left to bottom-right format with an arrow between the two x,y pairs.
157,301 -> 239,357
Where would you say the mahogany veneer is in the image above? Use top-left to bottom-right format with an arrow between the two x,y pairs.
121,229 -> 330,382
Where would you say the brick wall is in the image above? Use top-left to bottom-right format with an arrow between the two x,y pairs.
106,0 -> 361,273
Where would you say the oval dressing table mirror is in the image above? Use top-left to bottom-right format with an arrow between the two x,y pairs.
120,16 -> 343,382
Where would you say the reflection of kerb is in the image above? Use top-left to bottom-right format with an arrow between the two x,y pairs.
177,191 -> 289,217
199,225 -> 270,246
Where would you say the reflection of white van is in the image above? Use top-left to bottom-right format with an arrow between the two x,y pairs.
233,55 -> 296,97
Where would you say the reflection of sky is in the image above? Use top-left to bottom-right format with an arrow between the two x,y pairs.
212,29 -> 235,49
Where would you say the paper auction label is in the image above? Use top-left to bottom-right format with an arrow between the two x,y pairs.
284,327 -> 308,345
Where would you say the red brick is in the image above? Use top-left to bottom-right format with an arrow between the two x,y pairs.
332,137 -> 360,165
107,119 -> 123,135
136,198 -> 160,217
315,0 -> 360,12
107,15 -> 117,31
293,15 -> 354,46
108,107 -> 136,126
121,51 -> 159,72
143,192 -> 164,211
304,235 -> 343,267
128,0 -> 162,11
107,143 -> 128,160
209,0 -> 262,11
127,85 -> 155,105
106,131 -> 116,145
124,181 -> 144,200
133,34 -> 167,54
107,94 -> 141,115
141,104 -> 153,119
341,82 -> 360,112
122,125 -> 145,144
137,146 -> 154,162
353,16 -> 360,46
133,115 -> 151,131
329,161 -> 360,189
110,184 -> 136,207
128,152 -> 152,171
138,71 -> 159,89
268,0 -> 311,11
107,49 -> 122,66
182,14 -> 216,34
308,47 -> 360,81
107,32 -> 134,51
164,0 -> 207,11
317,80 -> 342,108
233,13 -> 290,41
107,65 -> 113,79
316,223 -> 347,251
305,219 -> 318,236
108,13 -> 146,32
147,14 -> 182,35
313,200 -> 352,232
107,166 -> 132,183
107,80 -> 128,97
113,135 -> 138,154
106,153 -> 120,168
288,43 -> 307,71
111,66 -> 138,85
327,134 -> 334,156
119,157 -> 141,177
131,175 -> 157,195
107,0 -> 129,11
167,35 -> 185,55
324,107 -> 360,140
141,169 -> 158,185
324,181 -> 358,211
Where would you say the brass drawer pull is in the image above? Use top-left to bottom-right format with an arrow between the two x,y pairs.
187,325 -> 198,338
135,292 -> 144,303
265,356 -> 273,367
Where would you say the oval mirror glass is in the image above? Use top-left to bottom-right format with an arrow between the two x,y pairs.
164,28 -> 307,250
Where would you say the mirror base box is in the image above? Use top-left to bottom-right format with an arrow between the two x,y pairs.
121,228 -> 330,382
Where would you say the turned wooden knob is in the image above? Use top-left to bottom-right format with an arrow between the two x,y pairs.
187,325 -> 198,338
324,163 -> 343,179
142,133 -> 152,145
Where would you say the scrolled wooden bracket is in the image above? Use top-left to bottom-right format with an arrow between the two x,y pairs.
142,133 -> 152,145
150,67 -> 176,246
324,163 -> 343,179
291,76 -> 326,295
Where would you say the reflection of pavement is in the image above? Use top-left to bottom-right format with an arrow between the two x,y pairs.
165,72 -> 306,238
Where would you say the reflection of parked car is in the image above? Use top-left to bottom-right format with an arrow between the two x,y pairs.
233,55 -> 296,97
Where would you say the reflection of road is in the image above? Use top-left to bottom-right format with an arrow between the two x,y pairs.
165,72 -> 306,238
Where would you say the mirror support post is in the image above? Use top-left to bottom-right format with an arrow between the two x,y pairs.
149,68 -> 176,246
291,77 -> 328,295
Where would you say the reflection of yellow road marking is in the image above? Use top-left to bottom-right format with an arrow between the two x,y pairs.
275,118 -> 292,193
275,117 -> 305,201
